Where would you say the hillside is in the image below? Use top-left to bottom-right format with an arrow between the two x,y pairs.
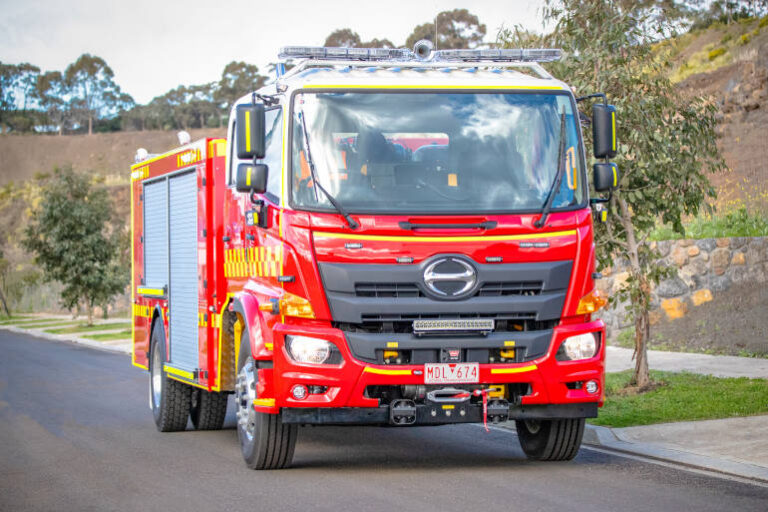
0,128 -> 226,186
666,17 -> 768,213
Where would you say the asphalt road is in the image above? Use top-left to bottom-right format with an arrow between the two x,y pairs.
1,331 -> 767,512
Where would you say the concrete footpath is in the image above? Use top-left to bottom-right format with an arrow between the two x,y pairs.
584,345 -> 768,483
606,346 -> 768,378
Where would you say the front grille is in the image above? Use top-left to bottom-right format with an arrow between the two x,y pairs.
336,313 -> 556,334
354,281 -> 543,298
355,283 -> 422,298
478,281 -> 542,296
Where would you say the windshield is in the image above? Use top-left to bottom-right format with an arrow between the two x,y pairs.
291,91 -> 584,214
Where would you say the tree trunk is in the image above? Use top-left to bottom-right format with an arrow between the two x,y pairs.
0,286 -> 11,317
88,115 -> 93,135
86,301 -> 94,326
616,195 -> 651,388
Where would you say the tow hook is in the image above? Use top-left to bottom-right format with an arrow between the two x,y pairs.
390,399 -> 417,426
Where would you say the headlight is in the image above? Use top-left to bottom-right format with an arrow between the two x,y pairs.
285,335 -> 337,365
557,332 -> 599,361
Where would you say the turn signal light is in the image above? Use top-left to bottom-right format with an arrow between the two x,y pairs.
258,292 -> 315,319
576,289 -> 608,315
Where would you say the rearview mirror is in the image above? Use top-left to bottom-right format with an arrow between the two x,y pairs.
236,163 -> 268,194
592,104 -> 617,159
593,162 -> 619,192
235,104 -> 265,159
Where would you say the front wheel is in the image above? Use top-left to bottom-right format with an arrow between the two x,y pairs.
515,418 -> 585,461
235,329 -> 297,469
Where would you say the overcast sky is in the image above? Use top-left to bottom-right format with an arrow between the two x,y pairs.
1,0 -> 546,104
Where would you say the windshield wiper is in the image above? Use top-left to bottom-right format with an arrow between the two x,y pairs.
298,110 -> 359,230
534,107 -> 568,229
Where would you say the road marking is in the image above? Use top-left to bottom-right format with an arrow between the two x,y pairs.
473,424 -> 768,489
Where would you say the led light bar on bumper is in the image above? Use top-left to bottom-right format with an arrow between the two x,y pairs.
285,335 -> 343,365
556,332 -> 600,361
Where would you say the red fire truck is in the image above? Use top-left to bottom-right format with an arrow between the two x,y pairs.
130,42 -> 619,469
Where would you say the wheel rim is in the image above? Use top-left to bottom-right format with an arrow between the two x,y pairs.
236,360 -> 257,442
524,419 -> 541,434
151,343 -> 162,409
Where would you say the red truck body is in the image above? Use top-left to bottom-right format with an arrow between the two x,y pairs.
131,46 -> 615,468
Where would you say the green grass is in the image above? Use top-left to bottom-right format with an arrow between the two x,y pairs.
649,207 -> 768,241
0,317 -> 70,327
589,370 -> 768,428
45,322 -> 131,335
82,330 -> 132,341
13,321 -> 82,329
0,315 -> 40,324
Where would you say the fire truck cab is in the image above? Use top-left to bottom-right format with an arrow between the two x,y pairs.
130,43 -> 619,469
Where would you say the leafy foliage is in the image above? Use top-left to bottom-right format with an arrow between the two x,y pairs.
21,167 -> 127,324
405,9 -> 487,49
650,207 -> 768,239
500,0 -> 726,386
64,54 -> 134,135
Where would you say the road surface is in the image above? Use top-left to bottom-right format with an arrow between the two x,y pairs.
1,330 -> 766,512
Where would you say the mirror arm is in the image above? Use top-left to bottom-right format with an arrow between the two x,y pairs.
576,92 -> 607,105
590,189 -> 612,205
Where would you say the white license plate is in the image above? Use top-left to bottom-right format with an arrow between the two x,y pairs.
424,363 -> 479,384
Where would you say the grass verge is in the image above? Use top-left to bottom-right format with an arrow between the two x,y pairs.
589,370 -> 768,428
45,322 -> 131,335
82,330 -> 132,341
649,207 -> 768,241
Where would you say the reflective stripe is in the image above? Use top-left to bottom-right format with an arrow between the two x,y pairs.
137,286 -> 165,297
163,364 -> 194,380
246,166 -> 252,186
490,364 -> 537,375
245,110 -> 252,152
313,230 -> 577,243
363,367 -> 412,376
611,111 -> 616,151
612,166 -> 618,187
253,398 -> 275,407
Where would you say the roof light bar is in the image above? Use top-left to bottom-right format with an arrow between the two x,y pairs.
435,48 -> 562,62
279,46 -> 411,61
279,46 -> 563,63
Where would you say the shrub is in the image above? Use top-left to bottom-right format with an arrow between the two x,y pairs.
708,47 -> 726,60
720,33 -> 733,44
760,16 -> 768,28
740,33 -> 751,45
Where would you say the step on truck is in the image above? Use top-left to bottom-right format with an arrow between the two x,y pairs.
130,41 -> 620,469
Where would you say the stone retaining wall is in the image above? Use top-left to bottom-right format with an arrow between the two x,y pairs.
595,236 -> 768,339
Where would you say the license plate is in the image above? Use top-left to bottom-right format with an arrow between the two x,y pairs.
424,363 -> 479,384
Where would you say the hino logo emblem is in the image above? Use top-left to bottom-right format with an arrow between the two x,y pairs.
423,257 -> 477,297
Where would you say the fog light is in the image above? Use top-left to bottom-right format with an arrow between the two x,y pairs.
585,380 -> 599,394
291,384 -> 308,400
557,332 -> 599,361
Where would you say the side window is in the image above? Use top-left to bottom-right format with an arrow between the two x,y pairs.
261,108 -> 283,204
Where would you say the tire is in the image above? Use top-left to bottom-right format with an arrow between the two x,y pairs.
149,321 -> 192,432
234,328 -> 297,469
515,418 -> 585,461
190,389 -> 228,430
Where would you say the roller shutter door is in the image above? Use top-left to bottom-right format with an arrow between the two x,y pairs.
168,171 -> 199,370
143,180 -> 168,289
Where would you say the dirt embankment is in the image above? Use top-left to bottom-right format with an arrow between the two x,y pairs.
676,20 -> 768,213
0,128 -> 226,185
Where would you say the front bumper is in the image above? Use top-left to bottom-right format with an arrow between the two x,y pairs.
261,320 -> 605,421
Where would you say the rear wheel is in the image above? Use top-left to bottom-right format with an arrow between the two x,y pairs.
235,328 -> 297,469
515,418 -> 585,461
190,389 -> 228,430
149,322 -> 192,432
